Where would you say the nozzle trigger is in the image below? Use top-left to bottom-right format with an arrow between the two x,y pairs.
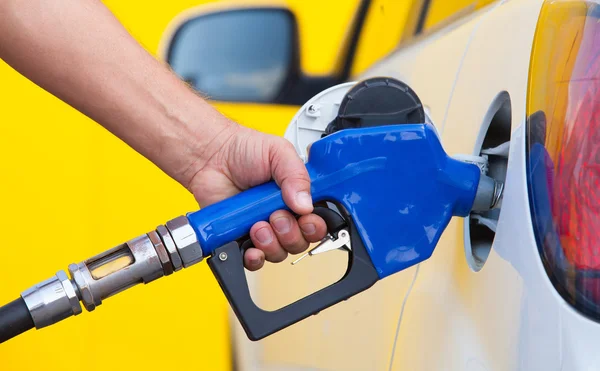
291,229 -> 351,265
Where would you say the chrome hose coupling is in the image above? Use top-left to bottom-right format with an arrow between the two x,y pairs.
21,216 -> 202,329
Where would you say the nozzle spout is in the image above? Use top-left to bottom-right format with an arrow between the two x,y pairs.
471,174 -> 504,212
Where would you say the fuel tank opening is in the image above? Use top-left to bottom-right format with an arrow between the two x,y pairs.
465,92 -> 511,271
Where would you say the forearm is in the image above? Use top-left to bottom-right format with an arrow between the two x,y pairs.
0,0 -> 234,186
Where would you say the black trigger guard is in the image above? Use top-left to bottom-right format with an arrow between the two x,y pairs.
207,202 -> 380,341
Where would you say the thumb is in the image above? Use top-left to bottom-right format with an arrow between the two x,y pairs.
269,138 -> 313,215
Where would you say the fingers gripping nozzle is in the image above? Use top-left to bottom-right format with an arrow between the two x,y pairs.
20,216 -> 202,329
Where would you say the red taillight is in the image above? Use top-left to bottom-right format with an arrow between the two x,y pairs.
554,44 -> 600,269
527,0 -> 600,318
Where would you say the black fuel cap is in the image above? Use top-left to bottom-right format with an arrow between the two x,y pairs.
324,77 -> 425,135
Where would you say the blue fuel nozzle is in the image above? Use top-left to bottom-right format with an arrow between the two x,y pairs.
187,123 -> 482,340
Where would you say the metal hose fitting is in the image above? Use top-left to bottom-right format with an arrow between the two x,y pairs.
20,215 -> 202,329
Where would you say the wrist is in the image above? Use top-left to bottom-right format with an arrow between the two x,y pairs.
169,105 -> 240,188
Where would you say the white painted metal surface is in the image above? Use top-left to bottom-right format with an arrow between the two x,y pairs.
284,82 -> 356,162
236,0 -> 600,369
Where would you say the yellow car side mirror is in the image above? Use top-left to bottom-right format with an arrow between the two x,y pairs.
159,1 -> 369,105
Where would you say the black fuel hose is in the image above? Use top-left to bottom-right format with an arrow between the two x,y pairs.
0,297 -> 34,343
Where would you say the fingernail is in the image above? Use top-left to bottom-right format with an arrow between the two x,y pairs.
296,191 -> 312,210
255,227 -> 273,244
250,257 -> 263,266
273,217 -> 291,233
301,223 -> 316,235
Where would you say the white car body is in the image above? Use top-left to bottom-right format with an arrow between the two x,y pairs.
234,0 -> 600,369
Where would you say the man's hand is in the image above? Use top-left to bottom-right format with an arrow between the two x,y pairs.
187,124 -> 327,271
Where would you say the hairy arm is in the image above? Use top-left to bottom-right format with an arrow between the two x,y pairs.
0,0 -> 230,187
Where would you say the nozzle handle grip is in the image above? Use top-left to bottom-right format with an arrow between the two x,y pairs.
187,167 -> 313,257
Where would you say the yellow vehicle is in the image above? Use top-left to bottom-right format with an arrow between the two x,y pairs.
0,1 -> 493,370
